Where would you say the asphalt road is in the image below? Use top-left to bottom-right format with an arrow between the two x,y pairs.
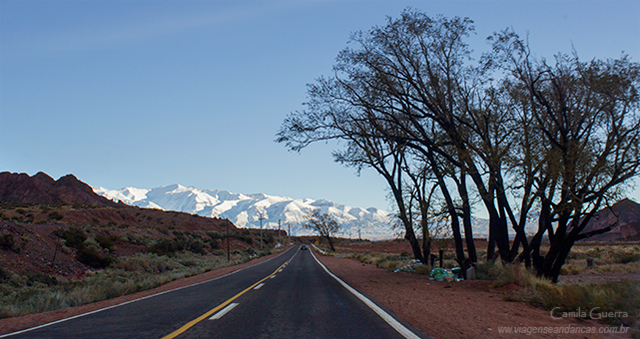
4,246 -> 425,339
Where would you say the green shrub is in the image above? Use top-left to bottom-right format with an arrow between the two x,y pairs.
208,239 -> 220,250
48,211 -> 64,221
474,261 -> 503,280
614,253 -> 640,264
206,231 -> 223,240
0,267 -> 10,282
180,238 -> 207,255
95,234 -> 116,251
26,274 -> 58,287
53,228 -> 86,249
148,239 -> 182,256
77,247 -> 112,269
0,233 -> 15,251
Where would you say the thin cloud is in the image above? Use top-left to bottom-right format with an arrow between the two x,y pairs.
5,1 -> 309,58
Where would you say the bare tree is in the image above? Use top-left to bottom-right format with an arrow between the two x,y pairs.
303,210 -> 341,252
488,30 -> 640,281
278,9 -> 640,282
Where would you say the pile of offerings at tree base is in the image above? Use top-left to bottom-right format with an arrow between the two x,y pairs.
394,260 -> 463,281
429,267 -> 463,282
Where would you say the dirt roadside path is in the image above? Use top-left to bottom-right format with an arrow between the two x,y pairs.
314,252 -> 631,339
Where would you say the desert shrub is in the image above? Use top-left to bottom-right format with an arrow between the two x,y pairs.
560,264 -> 584,275
377,260 -> 401,271
48,211 -> 64,221
26,274 -> 58,287
178,257 -> 198,267
0,247 -> 252,319
95,234 -> 116,251
257,249 -> 271,257
148,238 -> 182,256
53,228 -> 86,249
0,232 -> 15,251
180,238 -> 207,255
481,260 -> 640,332
614,253 -> 640,264
76,247 -> 112,269
474,261 -> 504,280
232,233 -> 253,244
208,239 -> 220,250
0,267 -> 10,282
207,231 -> 223,240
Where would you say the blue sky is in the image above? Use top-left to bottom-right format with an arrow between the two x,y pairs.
1,0 -> 639,212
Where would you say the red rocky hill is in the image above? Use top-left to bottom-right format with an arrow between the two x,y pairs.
0,171 -> 271,279
0,172 -> 117,206
581,198 -> 640,242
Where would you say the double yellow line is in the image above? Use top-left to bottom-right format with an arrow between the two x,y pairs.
162,261 -> 288,339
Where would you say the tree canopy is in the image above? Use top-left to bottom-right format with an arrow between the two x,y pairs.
278,9 -> 640,282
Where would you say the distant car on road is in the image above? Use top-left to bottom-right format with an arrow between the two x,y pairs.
300,245 -> 308,250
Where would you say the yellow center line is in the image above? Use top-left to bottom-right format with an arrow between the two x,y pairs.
161,261 -> 287,339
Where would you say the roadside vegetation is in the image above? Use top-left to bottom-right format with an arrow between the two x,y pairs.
0,247 -> 278,319
321,239 -> 640,336
0,202 -> 285,319
0,252 -> 231,318
488,263 -> 640,333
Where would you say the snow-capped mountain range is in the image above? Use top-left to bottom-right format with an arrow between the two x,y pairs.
93,184 -> 397,240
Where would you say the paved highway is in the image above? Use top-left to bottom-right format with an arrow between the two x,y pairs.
3,246 -> 425,338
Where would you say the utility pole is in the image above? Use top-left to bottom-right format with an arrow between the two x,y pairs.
226,220 -> 230,261
288,223 -> 291,244
259,211 -> 264,250
278,219 -> 281,245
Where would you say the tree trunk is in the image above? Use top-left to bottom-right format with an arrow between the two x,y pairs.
325,235 -> 336,252
430,161 -> 466,267
458,171 -> 477,263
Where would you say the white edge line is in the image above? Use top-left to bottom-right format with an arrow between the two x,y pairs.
208,303 -> 239,320
253,283 -> 265,290
0,246 -> 297,338
309,250 -> 421,339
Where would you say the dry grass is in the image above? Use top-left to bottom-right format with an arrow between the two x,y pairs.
476,262 -> 640,335
339,251 -> 413,272
0,252 -> 250,318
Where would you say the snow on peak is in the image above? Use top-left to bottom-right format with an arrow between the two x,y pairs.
93,184 -> 394,240
94,186 -> 149,205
